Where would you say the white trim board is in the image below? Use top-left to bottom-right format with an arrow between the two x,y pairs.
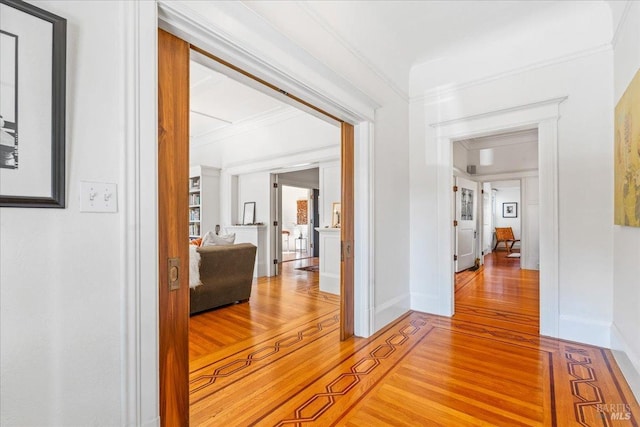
611,323 -> 640,400
429,97 -> 565,338
121,2 -> 160,426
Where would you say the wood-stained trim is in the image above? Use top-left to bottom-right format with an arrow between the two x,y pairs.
158,29 -> 190,427
341,123 -> 355,340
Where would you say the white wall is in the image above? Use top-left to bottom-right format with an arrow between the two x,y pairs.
493,185 -> 521,241
611,0 -> 640,397
237,172 -> 270,225
452,142 -> 468,171
318,162 -> 340,229
0,2 -> 125,425
410,48 -> 614,346
521,176 -> 540,271
374,99 -> 411,329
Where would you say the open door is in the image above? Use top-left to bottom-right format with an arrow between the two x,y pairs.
455,176 -> 478,272
158,29 -> 190,426
312,189 -> 320,257
270,173 -> 282,275
340,123 -> 354,340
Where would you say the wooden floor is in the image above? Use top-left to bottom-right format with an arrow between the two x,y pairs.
189,254 -> 639,426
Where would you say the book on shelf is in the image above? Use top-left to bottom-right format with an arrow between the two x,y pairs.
190,176 -> 201,190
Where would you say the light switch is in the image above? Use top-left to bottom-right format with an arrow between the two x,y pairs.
80,181 -> 118,213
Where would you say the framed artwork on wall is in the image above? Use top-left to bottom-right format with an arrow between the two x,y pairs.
0,0 -> 66,208
296,199 -> 308,224
242,201 -> 255,225
331,202 -> 341,228
614,69 -> 640,227
502,202 -> 517,218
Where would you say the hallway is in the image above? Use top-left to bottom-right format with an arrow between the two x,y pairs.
188,256 -> 639,425
455,251 -> 539,335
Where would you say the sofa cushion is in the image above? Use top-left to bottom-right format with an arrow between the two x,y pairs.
202,231 -> 236,246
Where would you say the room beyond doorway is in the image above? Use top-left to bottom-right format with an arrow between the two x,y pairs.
455,252 -> 539,335
451,127 -> 541,339
275,170 -> 322,265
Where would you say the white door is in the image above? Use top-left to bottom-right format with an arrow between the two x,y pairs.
455,176 -> 477,272
270,174 -> 282,275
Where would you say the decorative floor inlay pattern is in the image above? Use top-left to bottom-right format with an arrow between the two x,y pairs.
557,344 -> 638,427
191,310 -> 639,426
190,311 -> 340,404
295,283 -> 340,305
247,313 -> 435,426
190,253 -> 638,426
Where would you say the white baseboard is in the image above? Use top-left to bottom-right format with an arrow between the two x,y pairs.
558,314 -> 610,347
139,416 -> 160,427
410,292 -> 445,316
610,323 -> 640,400
374,293 -> 411,332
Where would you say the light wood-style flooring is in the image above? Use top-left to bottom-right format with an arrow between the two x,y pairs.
189,255 -> 639,426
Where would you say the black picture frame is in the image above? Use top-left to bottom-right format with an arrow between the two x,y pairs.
502,202 -> 518,218
0,0 -> 66,208
242,202 -> 256,225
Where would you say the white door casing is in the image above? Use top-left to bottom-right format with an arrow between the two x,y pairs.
431,97 -> 564,339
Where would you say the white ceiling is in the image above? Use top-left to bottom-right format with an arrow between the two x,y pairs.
189,60 -> 292,140
188,1 -> 616,140
241,1 -> 612,97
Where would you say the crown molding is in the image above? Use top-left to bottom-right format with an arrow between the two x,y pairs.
472,169 -> 539,181
295,1 -> 409,103
223,144 -> 339,176
412,44 -> 611,105
611,1 -> 634,49
158,0 -> 378,123
458,129 -> 538,150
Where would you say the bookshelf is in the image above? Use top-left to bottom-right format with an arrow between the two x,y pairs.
189,165 -> 220,240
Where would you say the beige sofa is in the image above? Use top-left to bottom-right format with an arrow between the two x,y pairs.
190,243 -> 257,315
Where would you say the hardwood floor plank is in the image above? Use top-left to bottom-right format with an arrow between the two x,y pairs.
188,254 -> 640,425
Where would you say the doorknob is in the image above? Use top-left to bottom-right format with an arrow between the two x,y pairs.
168,258 -> 180,291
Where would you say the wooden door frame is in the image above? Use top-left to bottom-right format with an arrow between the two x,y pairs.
157,34 -> 359,421
158,29 -> 190,426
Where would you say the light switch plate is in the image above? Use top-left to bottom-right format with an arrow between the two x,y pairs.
80,181 -> 118,213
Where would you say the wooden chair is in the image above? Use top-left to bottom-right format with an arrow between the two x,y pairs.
493,227 -> 520,253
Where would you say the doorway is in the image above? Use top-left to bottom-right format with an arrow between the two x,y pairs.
158,30 -> 357,425
451,129 -> 541,332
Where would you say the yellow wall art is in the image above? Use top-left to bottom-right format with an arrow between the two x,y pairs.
615,69 -> 640,227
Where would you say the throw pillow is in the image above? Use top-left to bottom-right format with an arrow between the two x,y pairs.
201,231 -> 236,246
190,237 -> 202,246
